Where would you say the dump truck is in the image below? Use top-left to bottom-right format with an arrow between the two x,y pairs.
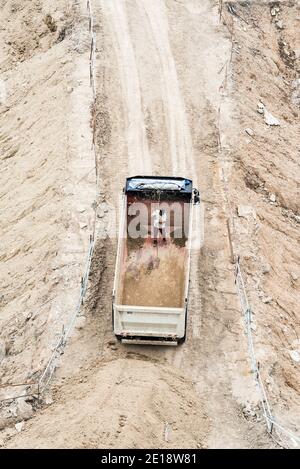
112,176 -> 200,346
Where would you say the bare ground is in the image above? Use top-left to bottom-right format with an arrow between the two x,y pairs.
0,0 -> 299,449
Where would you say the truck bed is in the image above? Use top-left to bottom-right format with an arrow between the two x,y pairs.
121,241 -> 186,308
116,198 -> 189,309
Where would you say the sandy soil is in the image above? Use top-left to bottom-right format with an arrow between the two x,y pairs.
1,0 -> 299,449
0,0 -> 96,421
220,0 -> 300,442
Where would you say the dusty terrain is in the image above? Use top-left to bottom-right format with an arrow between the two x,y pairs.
222,0 -> 300,441
0,0 -> 96,422
0,0 -> 299,449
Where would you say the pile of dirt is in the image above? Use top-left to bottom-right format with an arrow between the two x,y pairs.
0,0 -> 71,70
122,243 -> 186,307
3,357 -> 209,448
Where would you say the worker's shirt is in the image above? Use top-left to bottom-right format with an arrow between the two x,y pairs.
152,209 -> 167,228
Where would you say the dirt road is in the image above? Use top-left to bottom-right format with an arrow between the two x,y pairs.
86,0 -> 271,447
3,0 -> 289,448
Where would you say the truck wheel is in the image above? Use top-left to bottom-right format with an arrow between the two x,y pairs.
177,336 -> 186,345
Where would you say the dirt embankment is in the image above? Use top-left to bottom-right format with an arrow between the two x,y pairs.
0,0 -> 95,429
221,0 -> 300,436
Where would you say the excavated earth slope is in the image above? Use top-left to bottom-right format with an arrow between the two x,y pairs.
0,0 -> 299,449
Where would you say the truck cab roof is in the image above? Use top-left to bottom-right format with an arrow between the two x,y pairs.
125,176 -> 193,195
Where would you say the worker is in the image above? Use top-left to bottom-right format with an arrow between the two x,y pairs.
152,208 -> 167,246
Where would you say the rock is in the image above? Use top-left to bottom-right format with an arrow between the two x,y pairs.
242,404 -> 256,418
75,315 -> 86,330
269,193 -> 276,203
290,272 -> 298,282
24,395 -> 35,403
271,7 -> 280,16
57,28 -> 67,44
17,398 -> 33,420
257,102 -> 265,114
8,404 -> 18,418
257,102 -> 280,125
251,322 -> 257,331
245,128 -> 254,136
79,222 -> 88,229
237,205 -> 256,219
262,263 -> 271,274
44,14 -> 57,32
276,20 -> 284,30
244,170 -> 261,190
45,396 -> 53,405
291,339 -> 300,349
262,296 -> 272,304
289,350 -> 300,363
15,421 -> 25,432
264,109 -> 280,126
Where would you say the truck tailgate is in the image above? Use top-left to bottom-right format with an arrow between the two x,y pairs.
113,304 -> 186,341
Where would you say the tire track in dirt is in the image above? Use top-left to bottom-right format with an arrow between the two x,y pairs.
118,0 -> 273,447
138,0 -> 196,179
95,0 -> 237,424
103,0 -> 152,175
80,0 -> 156,363
87,0 -> 203,371
57,0 -> 273,448
133,0 -> 201,368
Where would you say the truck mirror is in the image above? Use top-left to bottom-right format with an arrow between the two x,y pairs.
193,189 -> 200,205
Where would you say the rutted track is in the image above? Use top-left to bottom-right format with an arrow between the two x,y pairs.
85,0 -> 273,447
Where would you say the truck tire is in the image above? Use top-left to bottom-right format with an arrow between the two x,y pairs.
177,335 -> 186,345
